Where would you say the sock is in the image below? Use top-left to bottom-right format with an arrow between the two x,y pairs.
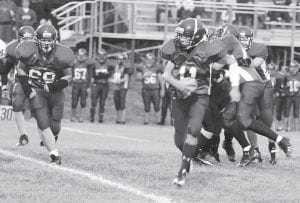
224,128 -> 234,143
228,122 -> 250,148
196,133 -> 211,156
276,136 -> 283,143
248,120 -> 278,141
182,143 -> 197,171
14,111 -> 27,135
243,145 -> 251,151
40,128 -> 56,152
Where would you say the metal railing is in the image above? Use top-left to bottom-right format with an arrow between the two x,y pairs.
51,0 -> 300,60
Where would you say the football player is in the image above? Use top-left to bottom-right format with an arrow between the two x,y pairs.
161,18 -> 241,186
136,52 -> 164,125
284,61 -> 300,131
71,48 -> 94,122
238,26 -> 278,164
90,48 -> 114,123
1,26 -> 35,146
15,24 -> 74,164
110,52 -> 132,124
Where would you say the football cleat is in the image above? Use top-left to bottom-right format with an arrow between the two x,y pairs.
254,148 -> 263,163
172,161 -> 192,187
49,154 -> 61,165
278,137 -> 292,157
237,148 -> 257,167
222,141 -> 236,162
194,152 -> 214,166
16,134 -> 29,146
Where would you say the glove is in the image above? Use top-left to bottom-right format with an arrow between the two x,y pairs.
237,58 -> 251,67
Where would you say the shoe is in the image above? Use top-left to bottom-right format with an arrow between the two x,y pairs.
172,161 -> 192,187
40,141 -> 44,146
144,122 -> 148,125
116,121 -> 121,124
194,151 -> 214,166
49,154 -> 61,165
254,148 -> 263,163
285,127 -> 292,132
278,137 -> 292,157
276,126 -> 283,131
237,148 -> 257,167
210,146 -> 220,162
222,141 -> 236,162
54,135 -> 58,143
78,117 -> 84,123
121,121 -> 126,125
70,117 -> 76,122
99,119 -> 103,123
16,134 -> 29,146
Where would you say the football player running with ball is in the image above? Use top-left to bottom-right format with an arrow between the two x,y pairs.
15,24 -> 75,164
161,18 -> 241,187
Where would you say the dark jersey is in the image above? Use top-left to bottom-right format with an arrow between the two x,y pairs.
92,61 -> 114,84
72,59 -> 94,85
16,40 -> 75,88
247,42 -> 270,82
1,40 -> 18,85
274,71 -> 287,96
161,39 -> 227,95
136,62 -> 163,90
113,65 -> 132,89
286,72 -> 300,96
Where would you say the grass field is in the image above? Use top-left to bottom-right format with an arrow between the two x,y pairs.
0,119 -> 300,203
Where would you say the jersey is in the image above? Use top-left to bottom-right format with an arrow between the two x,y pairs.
92,60 -> 114,84
72,59 -> 94,85
286,72 -> 300,96
136,62 -> 162,90
113,64 -> 132,89
161,39 -> 227,95
1,40 -> 18,86
247,42 -> 270,82
16,40 -> 75,88
274,71 -> 287,97
218,35 -> 263,84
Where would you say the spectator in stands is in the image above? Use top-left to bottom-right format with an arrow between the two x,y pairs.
15,0 -> 37,29
176,0 -> 194,21
267,0 -> 291,23
236,0 -> 254,27
191,0 -> 206,21
30,0 -> 52,25
0,0 -> 17,43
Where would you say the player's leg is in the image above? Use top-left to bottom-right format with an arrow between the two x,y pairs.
12,82 -> 29,146
90,84 -> 98,122
98,84 -> 109,123
239,83 -> 292,157
34,106 -> 61,164
283,96 -> 292,131
275,96 -> 284,131
173,95 -> 209,186
79,84 -> 88,122
153,89 -> 161,123
71,84 -> 80,122
142,89 -> 151,125
49,91 -> 65,141
114,89 -> 121,123
293,96 -> 300,131
159,91 -> 168,125
120,89 -> 127,124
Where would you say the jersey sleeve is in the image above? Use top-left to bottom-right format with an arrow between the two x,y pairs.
15,40 -> 38,65
251,43 -> 268,60
206,40 -> 227,62
160,39 -> 176,62
220,35 -> 244,59
56,45 -> 75,69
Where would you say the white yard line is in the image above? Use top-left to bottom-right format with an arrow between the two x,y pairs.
62,126 -> 153,143
0,149 -> 174,203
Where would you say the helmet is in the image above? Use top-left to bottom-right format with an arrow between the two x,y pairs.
175,18 -> 207,51
143,52 -> 155,67
0,39 -> 6,59
35,24 -> 57,55
17,26 -> 34,43
215,23 -> 239,39
238,26 -> 253,50
97,48 -> 107,63
77,48 -> 87,62
289,60 -> 300,75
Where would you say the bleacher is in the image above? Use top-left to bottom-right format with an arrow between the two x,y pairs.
51,0 -> 300,58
